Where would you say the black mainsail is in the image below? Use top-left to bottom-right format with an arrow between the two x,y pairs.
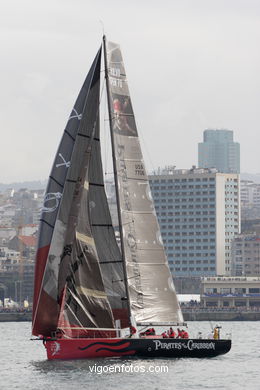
104,38 -> 183,325
33,48 -> 117,336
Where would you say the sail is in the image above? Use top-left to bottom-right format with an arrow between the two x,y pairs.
89,117 -> 129,326
105,40 -> 183,325
32,48 -> 114,336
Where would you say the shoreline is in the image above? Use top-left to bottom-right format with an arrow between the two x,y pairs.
182,310 -> 260,321
1,310 -> 260,322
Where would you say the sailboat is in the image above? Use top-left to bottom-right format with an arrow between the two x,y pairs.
32,36 -> 231,360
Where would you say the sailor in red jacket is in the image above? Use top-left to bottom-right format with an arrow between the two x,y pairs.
161,331 -> 169,338
168,327 -> 176,338
146,328 -> 156,336
182,329 -> 189,339
176,328 -> 183,338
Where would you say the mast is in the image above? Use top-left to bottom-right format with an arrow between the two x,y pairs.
103,35 -> 132,325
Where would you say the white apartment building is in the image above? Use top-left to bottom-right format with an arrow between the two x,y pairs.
149,167 -> 240,277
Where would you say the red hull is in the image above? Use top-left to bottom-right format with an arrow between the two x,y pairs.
45,338 -> 136,359
44,337 -> 231,360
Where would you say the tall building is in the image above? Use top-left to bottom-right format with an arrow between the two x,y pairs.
198,129 -> 240,173
149,166 -> 240,277
231,234 -> 260,276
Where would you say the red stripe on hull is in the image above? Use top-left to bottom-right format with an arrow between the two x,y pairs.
45,338 -> 136,360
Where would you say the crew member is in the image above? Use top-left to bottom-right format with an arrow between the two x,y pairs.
145,328 -> 153,336
213,327 -> 219,340
169,327 -> 176,338
162,331 -> 169,338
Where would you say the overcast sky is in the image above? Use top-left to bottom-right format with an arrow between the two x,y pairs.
0,0 -> 259,183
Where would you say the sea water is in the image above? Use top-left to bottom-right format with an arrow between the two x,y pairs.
0,321 -> 259,390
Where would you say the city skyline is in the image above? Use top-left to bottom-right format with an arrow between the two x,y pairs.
1,0 -> 260,183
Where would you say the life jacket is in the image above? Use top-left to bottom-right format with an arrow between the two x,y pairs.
182,331 -> 189,339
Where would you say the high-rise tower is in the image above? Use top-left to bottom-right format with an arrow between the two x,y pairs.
198,129 -> 240,173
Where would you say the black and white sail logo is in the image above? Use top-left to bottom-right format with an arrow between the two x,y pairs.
68,108 -> 82,121
42,192 -> 62,213
56,153 -> 71,169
